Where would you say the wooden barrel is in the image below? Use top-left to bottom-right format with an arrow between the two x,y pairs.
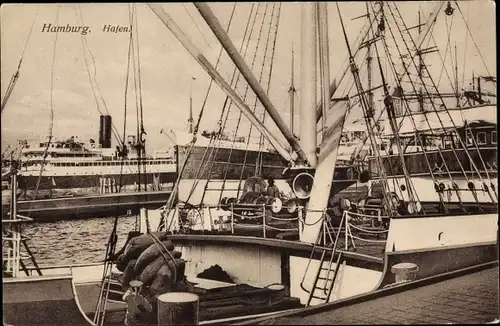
157,292 -> 199,325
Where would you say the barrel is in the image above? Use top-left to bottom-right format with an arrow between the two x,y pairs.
391,262 -> 419,283
157,292 -> 199,325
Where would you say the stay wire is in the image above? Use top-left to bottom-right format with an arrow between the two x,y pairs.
391,2 -> 494,205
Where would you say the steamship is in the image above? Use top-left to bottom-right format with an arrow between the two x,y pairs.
2,115 -> 177,219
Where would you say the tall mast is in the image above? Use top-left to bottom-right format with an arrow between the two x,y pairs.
472,71 -> 475,105
299,2 -> 318,167
417,10 -> 424,112
366,3 -> 374,117
477,74 -> 482,103
148,4 -> 296,162
454,42 -> 459,107
318,2 -> 330,141
188,76 -> 194,134
288,44 -> 296,137
194,3 -> 307,163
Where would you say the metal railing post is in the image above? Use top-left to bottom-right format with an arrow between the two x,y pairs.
231,204 -> 234,234
262,203 -> 266,238
344,211 -> 348,251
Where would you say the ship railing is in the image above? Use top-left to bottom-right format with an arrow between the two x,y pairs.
173,202 -> 301,238
172,203 -> 390,248
341,210 -> 390,251
2,214 -> 33,277
259,204 -> 301,239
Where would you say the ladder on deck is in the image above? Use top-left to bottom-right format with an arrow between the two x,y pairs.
19,237 -> 42,276
94,260 -> 126,326
300,211 -> 347,307
2,164 -> 42,278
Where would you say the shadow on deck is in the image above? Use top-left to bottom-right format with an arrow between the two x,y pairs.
3,274 -> 96,325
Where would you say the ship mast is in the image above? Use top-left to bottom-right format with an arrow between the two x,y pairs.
366,3 -> 374,118
288,44 -> 296,138
417,10 -> 424,112
299,3 -> 318,167
194,3 -> 308,164
188,77 -> 195,134
148,3 -> 297,163
454,42 -> 459,107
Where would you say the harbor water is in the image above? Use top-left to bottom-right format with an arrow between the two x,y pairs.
22,215 -> 139,266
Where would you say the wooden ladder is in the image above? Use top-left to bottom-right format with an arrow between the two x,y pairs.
306,250 -> 344,306
93,260 -> 125,326
19,237 -> 42,276
300,212 -> 346,307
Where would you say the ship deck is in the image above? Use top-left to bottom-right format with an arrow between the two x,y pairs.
175,223 -> 387,263
239,262 -> 499,325
74,277 -> 302,325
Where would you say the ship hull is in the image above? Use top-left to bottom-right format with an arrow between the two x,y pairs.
147,206 -> 497,306
16,172 -> 177,200
2,190 -> 171,220
175,145 -> 358,205
370,147 -> 497,177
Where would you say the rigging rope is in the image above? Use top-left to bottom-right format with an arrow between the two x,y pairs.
454,1 -> 495,83
101,7 -> 137,264
377,4 -> 455,211
75,5 -> 124,146
129,3 -> 147,194
387,3 -> 471,209
235,3 -> 281,198
28,6 -> 60,214
133,4 -> 148,187
257,3 -> 281,174
183,3 -> 213,50
157,3 -> 242,230
188,3 -> 260,205
433,14 -> 457,92
390,2 -> 495,206
337,3 -> 395,217
460,2 -> 470,91
182,3 -> 243,206
212,3 -> 272,202
1,6 -> 39,113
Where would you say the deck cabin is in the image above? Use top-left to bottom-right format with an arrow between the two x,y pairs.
369,105 -> 497,177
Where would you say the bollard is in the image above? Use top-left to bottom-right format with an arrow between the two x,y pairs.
391,262 -> 419,283
267,284 -> 285,305
157,292 -> 199,325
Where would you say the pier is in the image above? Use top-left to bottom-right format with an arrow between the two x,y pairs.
241,262 -> 499,325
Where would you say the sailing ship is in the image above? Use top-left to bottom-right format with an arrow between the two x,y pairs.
2,2 -> 497,325
145,0 -> 497,308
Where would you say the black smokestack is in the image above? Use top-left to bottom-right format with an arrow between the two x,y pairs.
99,115 -> 112,148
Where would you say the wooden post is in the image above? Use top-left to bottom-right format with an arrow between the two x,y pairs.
262,203 -> 266,238
157,292 -> 199,325
267,284 -> 285,305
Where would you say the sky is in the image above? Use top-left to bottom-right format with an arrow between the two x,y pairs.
1,2 -> 496,155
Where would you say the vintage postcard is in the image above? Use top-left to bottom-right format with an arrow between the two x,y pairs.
1,2 -> 498,325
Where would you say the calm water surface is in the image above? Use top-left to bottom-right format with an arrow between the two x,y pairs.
23,215 -> 139,266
